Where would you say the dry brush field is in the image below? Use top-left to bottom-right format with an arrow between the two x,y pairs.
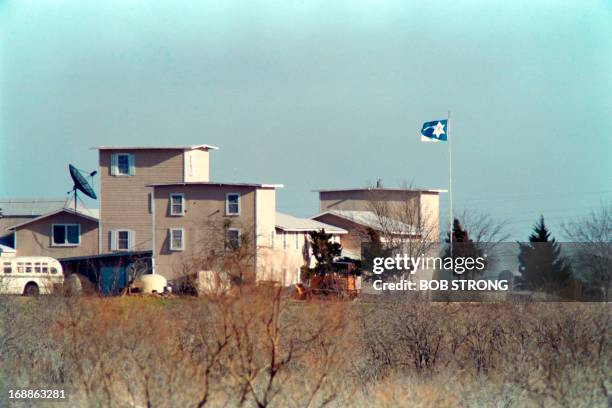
0,292 -> 610,407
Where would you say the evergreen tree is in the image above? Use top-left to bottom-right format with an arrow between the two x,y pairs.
443,218 -> 487,279
516,215 -> 572,292
308,229 -> 342,277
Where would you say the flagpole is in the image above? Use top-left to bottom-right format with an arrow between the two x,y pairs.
448,110 -> 453,259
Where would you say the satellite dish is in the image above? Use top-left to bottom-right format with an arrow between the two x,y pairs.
69,164 -> 97,200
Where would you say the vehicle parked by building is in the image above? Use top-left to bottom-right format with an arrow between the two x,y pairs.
0,256 -> 64,296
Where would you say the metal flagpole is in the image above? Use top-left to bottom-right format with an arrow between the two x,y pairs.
448,110 -> 453,259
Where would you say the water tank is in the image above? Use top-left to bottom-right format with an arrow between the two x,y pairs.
133,274 -> 167,294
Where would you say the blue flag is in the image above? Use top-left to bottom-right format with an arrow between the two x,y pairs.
420,120 -> 448,142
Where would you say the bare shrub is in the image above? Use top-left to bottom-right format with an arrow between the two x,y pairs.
0,296 -> 609,407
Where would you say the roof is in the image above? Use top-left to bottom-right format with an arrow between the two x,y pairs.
314,188 -> 447,194
0,244 -> 16,253
59,250 -> 152,262
275,212 -> 347,234
311,210 -> 417,235
91,144 -> 219,151
148,182 -> 284,188
7,207 -> 99,230
0,199 -> 68,217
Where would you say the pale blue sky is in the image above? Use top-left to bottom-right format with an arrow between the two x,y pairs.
1,0 -> 610,239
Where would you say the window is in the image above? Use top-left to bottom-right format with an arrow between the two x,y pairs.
226,228 -> 241,251
170,194 -> 185,216
16,262 -> 24,273
34,263 -> 42,273
117,230 -> 130,251
50,267 -> 58,275
110,229 -> 133,251
42,264 -> 49,274
25,263 -> 32,273
52,224 -> 80,246
111,153 -> 134,176
226,193 -> 240,215
3,262 -> 11,274
117,154 -> 130,175
169,228 -> 184,251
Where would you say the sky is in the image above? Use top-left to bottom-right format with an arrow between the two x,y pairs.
1,0 -> 611,240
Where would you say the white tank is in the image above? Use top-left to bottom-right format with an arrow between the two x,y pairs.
133,274 -> 167,294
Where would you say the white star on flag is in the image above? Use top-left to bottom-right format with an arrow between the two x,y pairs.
432,122 -> 445,138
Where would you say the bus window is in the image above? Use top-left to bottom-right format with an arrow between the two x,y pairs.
35,263 -> 42,273
50,267 -> 58,274
3,262 -> 11,274
17,262 -> 24,273
25,263 -> 32,273
42,263 -> 49,273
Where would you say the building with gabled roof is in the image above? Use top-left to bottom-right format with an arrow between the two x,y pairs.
8,207 -> 99,260
0,198 -> 69,247
312,186 -> 443,259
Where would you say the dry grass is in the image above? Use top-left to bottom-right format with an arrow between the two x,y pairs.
0,295 -> 609,407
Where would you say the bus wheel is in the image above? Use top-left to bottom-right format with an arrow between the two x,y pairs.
23,283 -> 40,297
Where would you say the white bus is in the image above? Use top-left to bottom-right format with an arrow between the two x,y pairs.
0,257 -> 64,296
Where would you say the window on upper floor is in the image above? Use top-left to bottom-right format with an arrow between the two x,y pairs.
111,153 -> 135,176
52,224 -> 80,246
226,193 -> 240,216
170,193 -> 185,216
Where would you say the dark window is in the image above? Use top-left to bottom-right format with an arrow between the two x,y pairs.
53,224 -> 79,245
53,225 -> 65,244
170,194 -> 184,215
67,225 -> 79,244
117,154 -> 130,175
226,193 -> 240,215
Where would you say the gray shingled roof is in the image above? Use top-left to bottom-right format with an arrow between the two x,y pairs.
0,199 -> 68,217
275,212 -> 347,234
